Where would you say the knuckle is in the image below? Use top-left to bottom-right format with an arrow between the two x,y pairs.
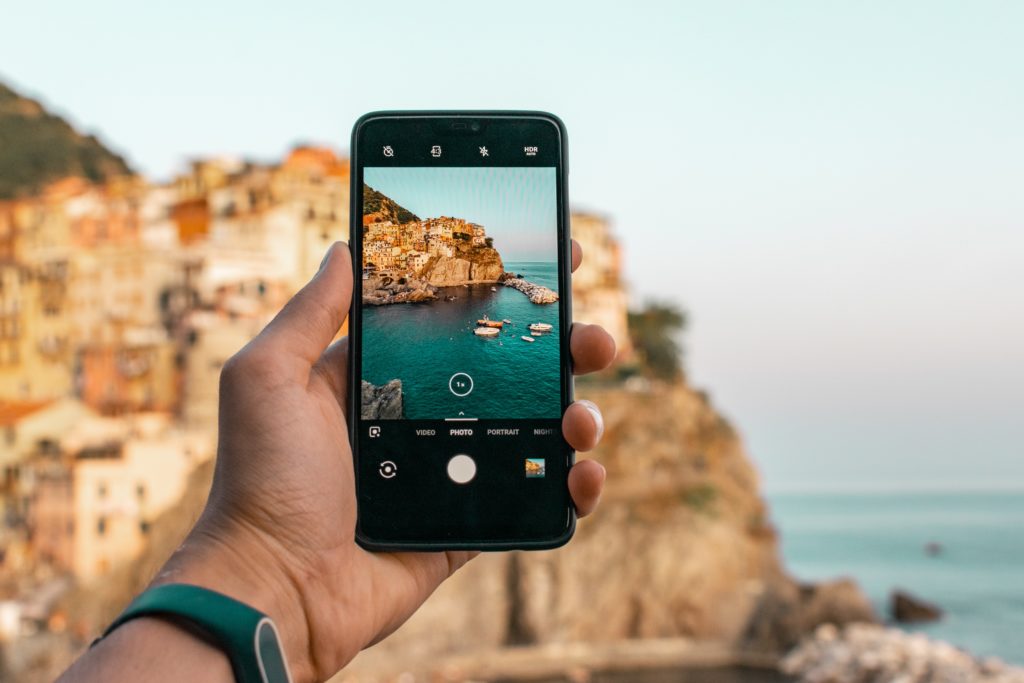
220,345 -> 276,388
219,351 -> 247,382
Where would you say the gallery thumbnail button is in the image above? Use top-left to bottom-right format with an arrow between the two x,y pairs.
449,372 -> 474,397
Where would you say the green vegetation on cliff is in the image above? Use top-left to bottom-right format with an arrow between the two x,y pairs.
628,301 -> 688,380
0,81 -> 132,199
363,184 -> 419,224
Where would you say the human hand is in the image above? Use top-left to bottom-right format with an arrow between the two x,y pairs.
154,241 -> 616,682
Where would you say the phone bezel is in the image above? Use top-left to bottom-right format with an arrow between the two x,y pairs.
348,110 -> 575,551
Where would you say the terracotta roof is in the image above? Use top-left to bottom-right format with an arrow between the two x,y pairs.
283,146 -> 349,178
44,177 -> 90,200
0,400 -> 56,427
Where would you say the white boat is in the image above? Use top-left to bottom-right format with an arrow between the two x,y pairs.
491,286 -> 497,292
528,323 -> 553,332
474,327 -> 500,337
531,331 -> 542,336
502,319 -> 512,324
521,336 -> 535,342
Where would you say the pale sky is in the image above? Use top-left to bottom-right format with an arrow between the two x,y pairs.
3,1 -> 1021,491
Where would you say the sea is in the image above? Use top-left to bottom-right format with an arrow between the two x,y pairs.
362,261 -> 562,420
769,490 -> 1024,664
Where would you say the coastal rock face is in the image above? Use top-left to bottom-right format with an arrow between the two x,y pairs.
418,250 -> 504,286
742,578 -> 878,653
341,381 -> 877,678
360,379 -> 403,419
362,274 -> 438,305
891,589 -> 943,624
782,623 -> 1024,683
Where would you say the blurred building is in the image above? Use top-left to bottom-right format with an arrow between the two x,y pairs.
570,212 -> 632,362
0,146 -> 634,595
25,413 -> 211,582
0,261 -> 72,401
196,146 -> 350,296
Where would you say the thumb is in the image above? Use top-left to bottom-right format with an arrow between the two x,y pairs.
255,242 -> 353,370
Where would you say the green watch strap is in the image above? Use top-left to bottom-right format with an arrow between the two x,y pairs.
99,583 -> 293,683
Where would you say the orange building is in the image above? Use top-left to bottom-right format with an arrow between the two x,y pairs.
171,197 -> 210,245
26,414 -> 210,582
77,340 -> 180,416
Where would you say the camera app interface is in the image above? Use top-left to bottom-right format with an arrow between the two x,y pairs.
360,166 -> 562,422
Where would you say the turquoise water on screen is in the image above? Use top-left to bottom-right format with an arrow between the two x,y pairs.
362,261 -> 562,419
770,491 -> 1024,663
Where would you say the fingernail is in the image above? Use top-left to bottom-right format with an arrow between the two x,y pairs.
577,399 -> 604,444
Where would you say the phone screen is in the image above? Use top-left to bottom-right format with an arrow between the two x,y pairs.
350,113 -> 573,549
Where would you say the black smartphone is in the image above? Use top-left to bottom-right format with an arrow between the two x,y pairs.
348,111 -> 574,550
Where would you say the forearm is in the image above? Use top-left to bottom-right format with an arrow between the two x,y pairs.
57,617 -> 233,683
58,515 -> 315,683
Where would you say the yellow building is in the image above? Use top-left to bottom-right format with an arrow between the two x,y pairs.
0,261 -> 73,401
27,413 -> 212,582
570,212 -> 632,362
0,397 -> 91,469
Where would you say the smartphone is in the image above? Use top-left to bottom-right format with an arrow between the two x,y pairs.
348,111 -> 574,550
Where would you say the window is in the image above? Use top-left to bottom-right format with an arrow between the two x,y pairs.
97,516 -> 107,536
139,520 -> 151,535
136,483 -> 146,500
98,482 -> 108,499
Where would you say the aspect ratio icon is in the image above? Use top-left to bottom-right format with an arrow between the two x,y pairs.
430,145 -> 442,158
449,372 -> 473,397
378,460 -> 397,479
382,145 -> 394,157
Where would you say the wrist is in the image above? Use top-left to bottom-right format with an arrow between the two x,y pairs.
152,514 -> 315,682
60,616 -> 234,683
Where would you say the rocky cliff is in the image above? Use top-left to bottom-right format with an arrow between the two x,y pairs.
417,245 -> 504,286
338,380 -> 876,679
361,380 -> 403,419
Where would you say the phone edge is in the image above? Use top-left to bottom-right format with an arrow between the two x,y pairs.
348,110 -> 576,551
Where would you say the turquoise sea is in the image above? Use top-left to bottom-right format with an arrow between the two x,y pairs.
362,261 -> 562,420
770,491 -> 1024,663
